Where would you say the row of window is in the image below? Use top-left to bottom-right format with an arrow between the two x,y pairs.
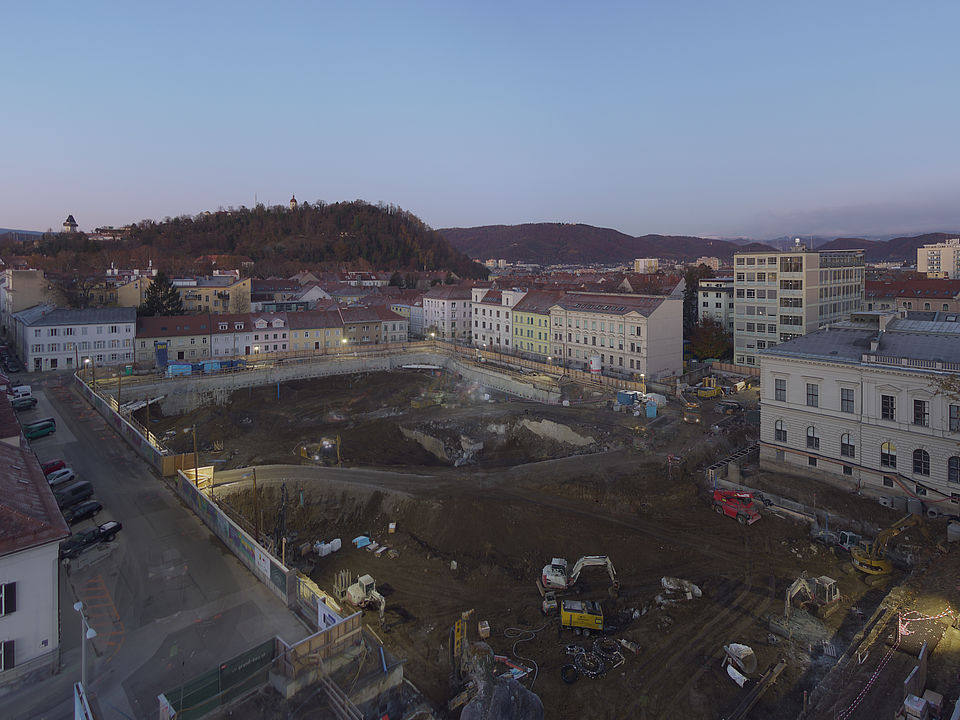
774,422 -> 960,481
34,325 -> 129,338
776,380 -> 951,428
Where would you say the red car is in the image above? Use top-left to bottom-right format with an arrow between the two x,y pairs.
42,459 -> 66,476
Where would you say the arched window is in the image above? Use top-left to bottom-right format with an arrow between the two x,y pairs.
924,302 -> 931,310
881,442 -> 896,468
806,426 -> 819,450
775,420 -> 786,442
949,457 -> 960,484
840,433 -> 855,458
913,449 -> 930,476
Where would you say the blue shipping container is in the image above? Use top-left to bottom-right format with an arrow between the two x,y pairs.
166,364 -> 192,377
202,361 -> 221,373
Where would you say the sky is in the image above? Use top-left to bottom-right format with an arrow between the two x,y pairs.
4,1 -> 960,240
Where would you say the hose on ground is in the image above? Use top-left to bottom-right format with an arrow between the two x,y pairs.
503,618 -> 553,690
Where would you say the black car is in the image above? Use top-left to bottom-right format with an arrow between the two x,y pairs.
62,500 -> 102,525
59,520 -> 122,560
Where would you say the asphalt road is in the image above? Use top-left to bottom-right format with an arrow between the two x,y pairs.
6,376 -> 309,720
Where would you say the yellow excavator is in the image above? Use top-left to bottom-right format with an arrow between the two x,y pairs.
851,513 -> 922,575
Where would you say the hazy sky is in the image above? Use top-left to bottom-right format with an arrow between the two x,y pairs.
4,2 -> 960,239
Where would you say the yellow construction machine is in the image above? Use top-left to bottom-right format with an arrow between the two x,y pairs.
851,513 -> 922,575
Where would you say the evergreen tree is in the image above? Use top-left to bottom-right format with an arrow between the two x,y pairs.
139,272 -> 185,316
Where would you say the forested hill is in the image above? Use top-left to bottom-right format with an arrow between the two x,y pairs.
439,223 -> 772,264
129,202 -> 488,277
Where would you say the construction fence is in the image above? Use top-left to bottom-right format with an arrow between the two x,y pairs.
175,469 -> 294,604
158,638 -> 277,720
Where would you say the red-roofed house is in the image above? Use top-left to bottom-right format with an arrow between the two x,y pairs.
0,436 -> 71,687
865,279 -> 960,313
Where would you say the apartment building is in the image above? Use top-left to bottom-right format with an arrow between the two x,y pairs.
917,238 -> 960,278
14,306 -> 136,372
698,277 -> 734,331
760,311 -> 960,506
633,258 -> 659,274
549,292 -> 683,379
865,279 -> 960,313
423,286 -> 472,341
471,288 -> 525,351
512,291 -> 564,360
695,257 -> 721,271
135,312 -> 289,366
0,270 -> 51,339
733,245 -> 864,367
0,439 -> 71,688
173,276 -> 251,314
286,310 -> 344,352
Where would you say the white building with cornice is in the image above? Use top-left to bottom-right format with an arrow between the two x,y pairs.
760,310 -> 960,512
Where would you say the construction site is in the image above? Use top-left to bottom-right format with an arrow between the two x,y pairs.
130,362 -> 960,720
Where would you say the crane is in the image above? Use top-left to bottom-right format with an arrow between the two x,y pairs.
541,555 -> 620,595
851,513 -> 922,575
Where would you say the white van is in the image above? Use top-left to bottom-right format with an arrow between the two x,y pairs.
9,385 -> 31,399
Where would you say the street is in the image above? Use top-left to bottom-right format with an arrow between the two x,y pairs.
6,375 -> 309,720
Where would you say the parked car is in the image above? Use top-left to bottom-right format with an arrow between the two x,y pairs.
11,396 -> 37,411
59,521 -> 122,560
62,500 -> 103,526
42,459 -> 66,476
25,416 -> 55,430
47,470 -> 77,489
24,421 -> 56,439
717,400 -> 744,414
54,481 -> 94,509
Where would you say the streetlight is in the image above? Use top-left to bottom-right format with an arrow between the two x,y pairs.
640,373 -> 646,394
184,425 -> 198,485
73,601 -> 97,689
84,357 -> 96,390
241,469 -> 259,541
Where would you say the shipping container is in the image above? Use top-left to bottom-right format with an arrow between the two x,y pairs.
166,364 -> 193,377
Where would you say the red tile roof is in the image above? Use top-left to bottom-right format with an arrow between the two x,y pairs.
866,279 -> 960,298
0,438 -> 70,557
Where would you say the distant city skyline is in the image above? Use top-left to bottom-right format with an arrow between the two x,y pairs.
4,2 -> 960,240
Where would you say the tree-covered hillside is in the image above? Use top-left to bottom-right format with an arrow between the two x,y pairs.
130,201 -> 487,277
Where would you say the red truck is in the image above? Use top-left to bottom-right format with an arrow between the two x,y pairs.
713,490 -> 761,525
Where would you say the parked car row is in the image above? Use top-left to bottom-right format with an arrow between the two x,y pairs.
41,457 -> 121,560
0,345 -> 23,373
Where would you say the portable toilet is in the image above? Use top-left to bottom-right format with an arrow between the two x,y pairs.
645,402 -> 657,418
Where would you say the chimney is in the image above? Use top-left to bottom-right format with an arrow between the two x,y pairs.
870,333 -> 882,353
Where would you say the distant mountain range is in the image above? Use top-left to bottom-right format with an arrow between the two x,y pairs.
439,223 -> 958,265
438,223 -> 774,265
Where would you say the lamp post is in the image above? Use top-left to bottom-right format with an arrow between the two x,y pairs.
241,469 -> 259,541
73,601 -> 97,689
184,425 -> 198,485
84,357 -> 96,391
640,373 -> 646,395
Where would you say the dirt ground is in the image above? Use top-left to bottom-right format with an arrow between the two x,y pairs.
144,371 -> 960,719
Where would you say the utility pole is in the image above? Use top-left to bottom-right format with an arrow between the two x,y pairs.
192,425 -> 198,485
116,369 -> 122,410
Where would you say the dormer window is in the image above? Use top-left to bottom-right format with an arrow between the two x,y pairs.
234,322 -> 244,330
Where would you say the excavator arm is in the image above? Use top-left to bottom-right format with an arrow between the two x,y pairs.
568,556 -> 620,591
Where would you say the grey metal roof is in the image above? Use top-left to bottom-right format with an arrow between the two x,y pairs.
763,317 -> 960,365
22,306 -> 137,327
